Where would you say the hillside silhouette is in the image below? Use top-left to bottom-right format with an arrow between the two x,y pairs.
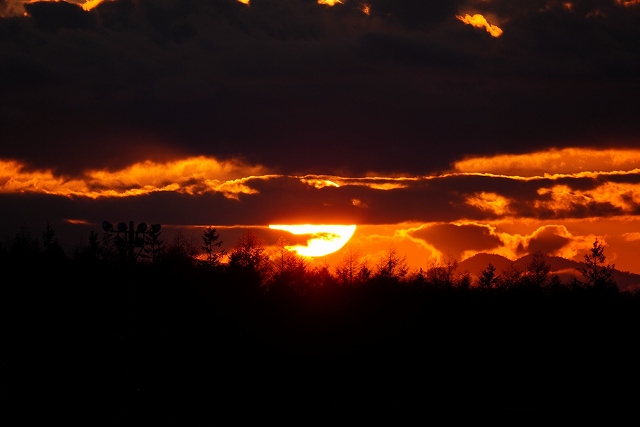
459,252 -> 640,292
3,224 -> 640,422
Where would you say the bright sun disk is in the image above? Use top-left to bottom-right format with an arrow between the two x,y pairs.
269,224 -> 356,257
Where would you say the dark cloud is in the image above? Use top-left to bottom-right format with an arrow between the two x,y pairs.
525,226 -> 572,255
368,0 -> 463,28
24,1 -> 96,31
411,223 -> 502,259
1,0 -> 638,177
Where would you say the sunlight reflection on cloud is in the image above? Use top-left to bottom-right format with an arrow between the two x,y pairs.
453,148 -> 640,177
0,156 -> 269,199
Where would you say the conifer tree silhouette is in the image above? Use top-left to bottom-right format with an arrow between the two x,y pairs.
579,238 -> 617,291
201,226 -> 224,268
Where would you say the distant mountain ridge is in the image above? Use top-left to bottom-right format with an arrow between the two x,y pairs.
458,252 -> 640,292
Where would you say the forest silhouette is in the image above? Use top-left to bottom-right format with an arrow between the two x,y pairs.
3,221 -> 640,422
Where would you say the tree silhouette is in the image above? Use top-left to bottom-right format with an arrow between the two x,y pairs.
374,244 -> 408,282
3,219 -> 640,414
269,237 -> 308,292
10,224 -> 40,260
357,261 -> 372,283
307,261 -> 336,289
201,226 -> 224,268
228,229 -> 270,286
163,231 -> 198,268
579,238 -> 616,291
501,261 -> 524,290
524,250 -> 551,288
143,224 -> 164,264
271,237 -> 292,277
41,221 -> 57,251
334,243 -> 364,286
41,221 -> 66,263
73,230 -> 100,263
477,262 -> 499,290
425,253 -> 459,288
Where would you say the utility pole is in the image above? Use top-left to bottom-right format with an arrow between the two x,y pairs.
101,219 -> 162,400
102,220 -> 161,264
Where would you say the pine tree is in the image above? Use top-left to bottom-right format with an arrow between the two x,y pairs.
477,262 -> 499,290
578,238 -> 616,292
375,244 -> 408,282
41,221 -> 66,263
525,250 -> 551,288
334,243 -> 363,286
228,230 -> 270,284
201,226 -> 224,267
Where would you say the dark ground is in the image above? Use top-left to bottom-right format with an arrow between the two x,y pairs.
4,265 -> 640,424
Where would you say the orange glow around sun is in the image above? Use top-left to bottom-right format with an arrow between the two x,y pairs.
269,224 -> 357,257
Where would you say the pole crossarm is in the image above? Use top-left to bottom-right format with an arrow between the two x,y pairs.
102,220 -> 161,264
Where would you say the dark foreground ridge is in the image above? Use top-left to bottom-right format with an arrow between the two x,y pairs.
3,260 -> 640,424
3,228 -> 640,423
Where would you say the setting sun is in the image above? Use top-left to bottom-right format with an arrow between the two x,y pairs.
269,224 -> 356,257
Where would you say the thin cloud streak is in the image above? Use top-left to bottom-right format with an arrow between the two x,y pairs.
453,148 -> 640,177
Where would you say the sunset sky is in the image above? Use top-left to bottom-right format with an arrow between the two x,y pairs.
2,0 -> 640,275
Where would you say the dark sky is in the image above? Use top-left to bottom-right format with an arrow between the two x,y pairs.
2,0 -> 639,175
2,0 -> 640,274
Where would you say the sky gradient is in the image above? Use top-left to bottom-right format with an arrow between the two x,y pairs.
2,0 -> 640,275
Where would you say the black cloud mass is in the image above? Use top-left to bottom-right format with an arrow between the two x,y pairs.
1,0 -> 639,176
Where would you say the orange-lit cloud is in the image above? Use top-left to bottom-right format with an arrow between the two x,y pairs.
409,221 -> 597,266
81,0 -> 104,11
66,219 -> 90,225
466,192 -> 513,216
359,3 -> 371,15
84,156 -> 269,196
299,178 -> 340,189
318,0 -> 343,6
351,198 -> 368,208
0,157 -> 270,200
536,182 -> 640,214
0,159 -> 89,197
622,232 -> 640,241
298,175 -> 415,190
617,0 -> 640,6
453,148 -> 640,177
456,13 -> 503,37
500,224 -> 595,262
